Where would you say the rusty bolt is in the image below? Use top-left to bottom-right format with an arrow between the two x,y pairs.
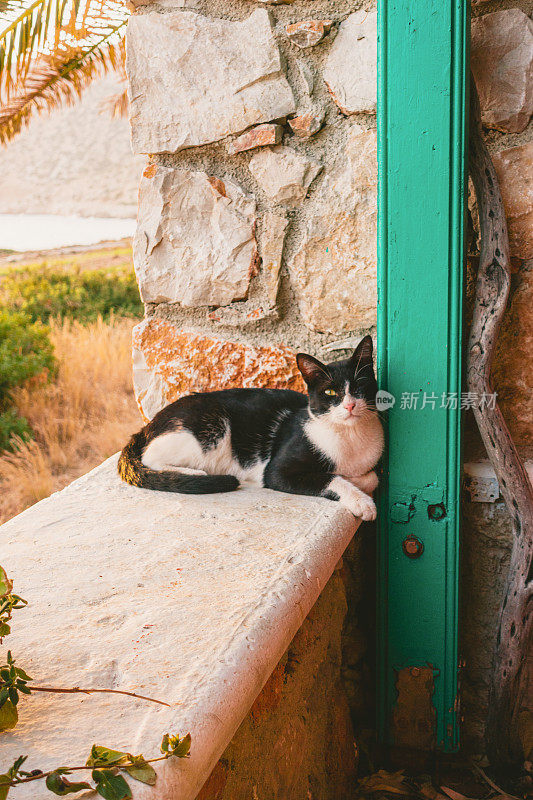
402,535 -> 424,559
428,503 -> 446,521
410,667 -> 421,677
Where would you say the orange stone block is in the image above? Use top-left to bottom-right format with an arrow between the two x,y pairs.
226,123 -> 283,155
132,318 -> 306,420
288,109 -> 324,139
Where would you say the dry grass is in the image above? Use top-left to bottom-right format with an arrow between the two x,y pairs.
0,315 -> 142,523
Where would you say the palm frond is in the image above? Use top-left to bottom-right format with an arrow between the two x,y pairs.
0,1 -> 27,17
0,0 -> 63,99
0,17 -> 126,144
102,83 -> 127,118
0,0 -> 128,102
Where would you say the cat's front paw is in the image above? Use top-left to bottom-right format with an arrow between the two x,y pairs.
344,492 -> 377,522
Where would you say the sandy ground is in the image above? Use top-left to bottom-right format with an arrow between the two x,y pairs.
0,75 -> 145,218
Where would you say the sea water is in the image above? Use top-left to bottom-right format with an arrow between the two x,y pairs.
0,214 -> 136,252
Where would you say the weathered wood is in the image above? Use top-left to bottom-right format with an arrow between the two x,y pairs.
468,76 -> 533,769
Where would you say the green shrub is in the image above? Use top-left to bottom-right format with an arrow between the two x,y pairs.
0,263 -> 143,324
0,410 -> 32,453
0,310 -> 56,452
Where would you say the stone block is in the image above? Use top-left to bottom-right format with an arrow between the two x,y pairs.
132,318 -> 305,420
288,107 -> 325,139
249,146 -> 321,205
288,124 -> 377,333
471,9 -> 533,133
492,142 -> 533,260
133,165 -> 257,308
127,9 -> 295,153
226,123 -> 283,155
296,59 -> 315,95
285,19 -> 332,49
323,10 -> 377,114
0,456 -> 360,800
260,210 -> 289,306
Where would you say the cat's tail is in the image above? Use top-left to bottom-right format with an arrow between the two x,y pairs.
117,431 -> 240,494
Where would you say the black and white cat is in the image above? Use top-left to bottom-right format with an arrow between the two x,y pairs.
118,335 -> 384,521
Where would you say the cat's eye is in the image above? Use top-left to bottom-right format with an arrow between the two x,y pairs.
324,388 -> 336,396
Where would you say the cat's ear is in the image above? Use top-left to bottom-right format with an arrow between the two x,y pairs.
349,335 -> 373,369
296,353 -> 331,385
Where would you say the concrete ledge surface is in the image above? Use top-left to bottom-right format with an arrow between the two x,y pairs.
0,455 -> 360,799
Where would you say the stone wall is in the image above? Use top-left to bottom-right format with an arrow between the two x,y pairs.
125,0 -> 533,756
126,0 -> 378,419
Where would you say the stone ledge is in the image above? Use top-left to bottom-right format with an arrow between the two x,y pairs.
0,455 -> 360,799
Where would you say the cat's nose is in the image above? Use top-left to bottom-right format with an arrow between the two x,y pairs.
343,400 -> 355,413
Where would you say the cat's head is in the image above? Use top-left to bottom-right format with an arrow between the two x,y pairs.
296,336 -> 378,425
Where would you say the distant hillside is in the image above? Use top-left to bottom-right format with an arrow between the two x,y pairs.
0,76 -> 145,219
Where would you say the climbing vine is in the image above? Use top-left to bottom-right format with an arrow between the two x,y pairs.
0,565 -> 191,799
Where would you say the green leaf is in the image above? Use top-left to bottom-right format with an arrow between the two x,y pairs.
0,567 -> 12,599
14,666 -> 32,682
86,746 -> 128,768
92,770 -> 132,800
0,700 -> 18,731
0,754 -> 28,797
10,595 -> 27,610
0,774 -> 10,800
123,755 -> 156,786
45,771 -> 91,796
7,755 -> 27,777
160,732 -> 191,758
0,623 -> 10,638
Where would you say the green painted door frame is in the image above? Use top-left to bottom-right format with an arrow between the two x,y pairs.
376,1 -> 469,752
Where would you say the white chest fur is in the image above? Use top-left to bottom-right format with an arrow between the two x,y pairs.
304,413 -> 384,477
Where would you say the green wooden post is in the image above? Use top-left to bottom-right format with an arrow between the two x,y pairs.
376,0 -> 469,752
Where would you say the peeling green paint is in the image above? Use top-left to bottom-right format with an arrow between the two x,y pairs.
390,499 -> 416,524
